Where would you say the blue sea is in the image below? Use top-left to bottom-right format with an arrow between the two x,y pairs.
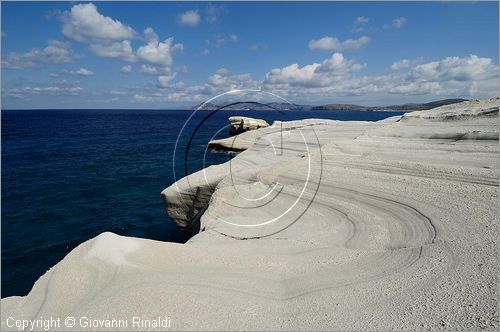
1,109 -> 404,297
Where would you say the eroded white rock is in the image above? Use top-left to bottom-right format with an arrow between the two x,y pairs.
2,99 -> 498,331
228,116 -> 269,136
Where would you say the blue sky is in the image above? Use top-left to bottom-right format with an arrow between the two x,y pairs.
1,1 -> 498,109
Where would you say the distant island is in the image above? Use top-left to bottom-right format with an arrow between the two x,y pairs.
193,98 -> 468,112
310,98 -> 469,111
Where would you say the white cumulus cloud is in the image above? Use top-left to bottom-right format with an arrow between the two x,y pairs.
89,40 -> 136,62
264,52 -> 365,88
3,81 -> 84,98
393,17 -> 407,28
408,55 -> 497,83
121,65 -> 132,74
215,33 -> 238,45
69,68 -> 93,76
179,10 -> 200,27
391,59 -> 411,71
136,28 -> 183,67
62,3 -> 135,43
262,53 -> 497,100
309,36 -> 370,51
2,40 -> 79,69
354,16 -> 369,25
157,73 -> 178,88
216,68 -> 230,75
61,3 -> 139,63
133,94 -> 155,102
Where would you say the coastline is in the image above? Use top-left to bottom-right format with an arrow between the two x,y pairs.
2,99 -> 499,330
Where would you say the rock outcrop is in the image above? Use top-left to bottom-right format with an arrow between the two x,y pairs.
2,98 -> 498,331
228,116 -> 269,136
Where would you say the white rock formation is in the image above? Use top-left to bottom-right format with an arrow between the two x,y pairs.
228,116 -> 269,136
2,98 -> 498,331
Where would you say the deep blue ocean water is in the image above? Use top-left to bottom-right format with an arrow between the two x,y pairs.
1,109 -> 403,297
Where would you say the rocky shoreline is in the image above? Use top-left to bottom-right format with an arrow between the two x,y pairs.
2,98 -> 499,330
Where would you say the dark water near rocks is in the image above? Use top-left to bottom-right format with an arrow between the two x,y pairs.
1,108 -> 403,297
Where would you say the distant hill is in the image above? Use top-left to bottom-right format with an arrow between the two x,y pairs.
311,98 -> 468,111
311,103 -> 369,111
192,98 -> 468,112
192,102 -> 314,111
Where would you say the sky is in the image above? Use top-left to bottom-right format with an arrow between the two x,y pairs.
1,1 -> 498,109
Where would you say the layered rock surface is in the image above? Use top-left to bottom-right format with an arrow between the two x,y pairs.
228,116 -> 269,136
2,99 -> 499,331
